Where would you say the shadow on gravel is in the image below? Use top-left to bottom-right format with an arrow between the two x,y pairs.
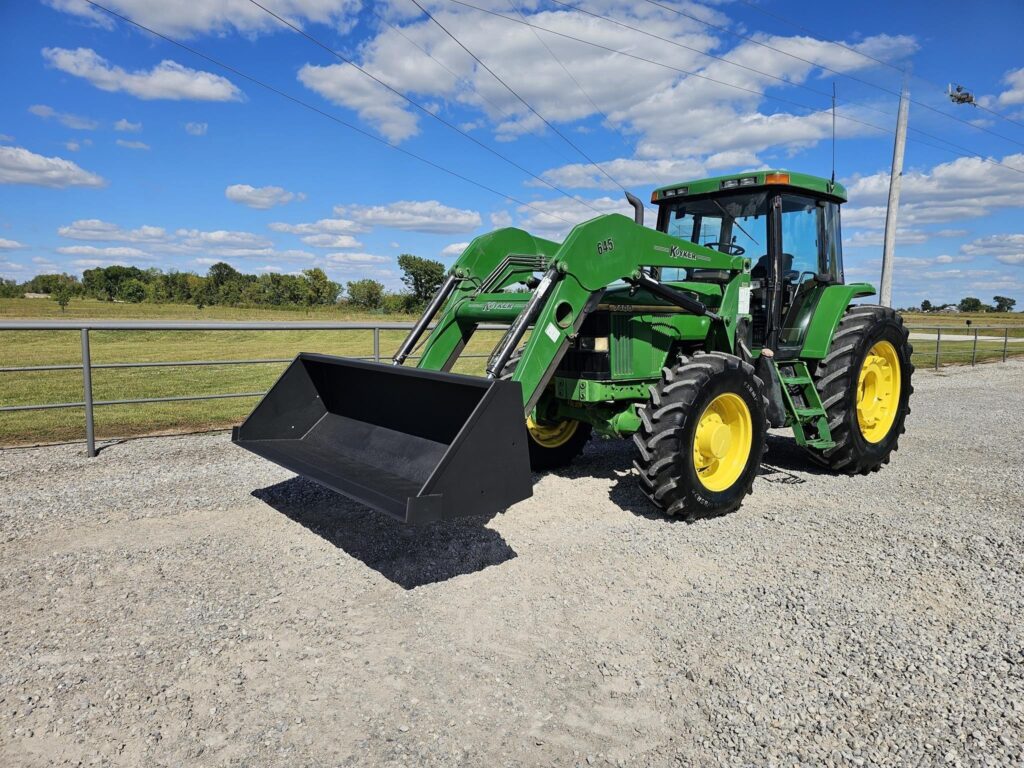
552,434 -> 826,520
251,477 -> 517,590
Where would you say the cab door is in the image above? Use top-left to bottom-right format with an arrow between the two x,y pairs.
775,195 -> 844,356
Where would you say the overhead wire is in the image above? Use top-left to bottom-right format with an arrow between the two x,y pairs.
640,0 -> 1024,148
731,0 -> 1024,130
506,0 -> 617,132
80,0 -> 583,227
366,4 -> 591,167
445,0 -> 1024,177
405,0 -> 629,192
243,0 -> 601,211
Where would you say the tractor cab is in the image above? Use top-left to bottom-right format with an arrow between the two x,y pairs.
652,170 -> 847,354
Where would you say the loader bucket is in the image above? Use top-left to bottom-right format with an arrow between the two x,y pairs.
232,353 -> 533,524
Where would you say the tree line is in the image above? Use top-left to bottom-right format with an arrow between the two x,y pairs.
918,296 -> 1017,313
0,254 -> 447,313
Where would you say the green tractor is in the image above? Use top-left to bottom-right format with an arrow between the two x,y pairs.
234,170 -> 913,523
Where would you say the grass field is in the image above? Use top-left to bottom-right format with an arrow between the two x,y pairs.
1,297 -> 1021,447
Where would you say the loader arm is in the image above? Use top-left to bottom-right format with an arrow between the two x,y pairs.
412,213 -> 748,413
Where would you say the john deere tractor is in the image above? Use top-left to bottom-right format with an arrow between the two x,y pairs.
234,170 -> 913,523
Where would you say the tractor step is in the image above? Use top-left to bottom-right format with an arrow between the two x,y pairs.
773,360 -> 835,450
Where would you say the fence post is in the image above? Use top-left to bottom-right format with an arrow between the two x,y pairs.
81,328 -> 96,458
971,329 -> 978,366
934,328 -> 941,371
373,327 -> 380,362
1004,329 -> 1009,363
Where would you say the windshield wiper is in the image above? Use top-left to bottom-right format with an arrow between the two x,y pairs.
712,199 -> 760,247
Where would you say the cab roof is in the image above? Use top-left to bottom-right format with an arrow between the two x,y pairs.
651,170 -> 847,204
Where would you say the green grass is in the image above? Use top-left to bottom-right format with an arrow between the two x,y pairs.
0,298 -> 500,446
1,298 -> 1021,447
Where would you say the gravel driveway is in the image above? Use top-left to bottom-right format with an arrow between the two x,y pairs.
2,362 -> 1022,767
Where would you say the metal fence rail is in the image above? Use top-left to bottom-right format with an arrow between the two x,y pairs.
0,321 -> 507,457
0,321 -> 1019,457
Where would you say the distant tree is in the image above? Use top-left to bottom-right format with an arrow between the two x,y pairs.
920,299 -> 933,312
303,268 -> 340,307
118,278 -> 147,303
0,278 -> 22,298
52,283 -> 73,312
27,273 -> 79,295
993,295 -> 1016,313
346,279 -> 385,309
958,296 -> 983,313
397,254 -> 445,307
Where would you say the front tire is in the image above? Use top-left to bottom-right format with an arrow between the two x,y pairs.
500,350 -> 591,471
633,353 -> 768,520
804,305 -> 914,473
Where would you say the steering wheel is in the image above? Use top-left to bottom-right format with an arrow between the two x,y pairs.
705,242 -> 745,256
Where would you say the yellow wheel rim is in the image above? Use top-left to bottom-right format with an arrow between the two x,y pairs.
527,415 -> 579,449
857,340 -> 901,443
692,393 -> 753,492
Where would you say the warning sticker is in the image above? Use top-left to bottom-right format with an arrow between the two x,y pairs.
738,286 -> 751,315
545,323 -> 560,342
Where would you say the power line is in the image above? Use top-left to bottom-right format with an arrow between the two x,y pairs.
544,0 -> 1024,162
244,0 -> 599,212
406,0 -> 628,192
731,0 -> 1024,130
641,0 -> 1024,147
81,0 -> 582,228
506,0 -> 617,132
446,0 -> 1024,177
367,4 -> 586,168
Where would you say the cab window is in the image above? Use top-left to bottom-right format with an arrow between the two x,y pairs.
662,191 -> 768,281
779,195 -> 820,281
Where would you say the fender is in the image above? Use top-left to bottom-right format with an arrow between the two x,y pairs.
800,283 -> 876,359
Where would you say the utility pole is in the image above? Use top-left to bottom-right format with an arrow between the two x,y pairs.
880,79 -> 909,308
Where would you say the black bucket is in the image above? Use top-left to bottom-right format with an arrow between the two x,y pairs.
232,353 -> 533,524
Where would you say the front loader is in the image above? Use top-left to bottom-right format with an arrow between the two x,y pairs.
234,170 -> 913,523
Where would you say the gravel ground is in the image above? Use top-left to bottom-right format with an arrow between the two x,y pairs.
1,361 -> 1022,767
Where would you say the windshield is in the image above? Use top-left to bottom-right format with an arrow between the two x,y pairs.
660,191 -> 768,280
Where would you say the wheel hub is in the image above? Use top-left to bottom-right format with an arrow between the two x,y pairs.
856,341 -> 901,443
692,393 -> 753,492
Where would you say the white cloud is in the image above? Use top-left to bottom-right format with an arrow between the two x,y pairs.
58,219 -> 169,242
516,195 -> 636,239
0,238 -> 26,250
324,252 -> 391,265
442,242 -> 469,257
960,234 -> 1024,266
65,141 -> 81,152
995,67 -> 1024,107
336,200 -> 482,234
298,62 -> 418,143
57,245 -> 152,259
490,210 -> 513,228
538,157 -> 707,191
114,118 -> 142,132
0,260 -> 28,274
0,146 -> 105,188
185,122 -> 208,136
176,229 -> 273,250
28,103 -> 98,130
300,234 -> 362,249
42,47 -> 243,101
0,134 -> 13,143
116,139 -> 150,150
46,0 -> 361,39
225,184 -> 305,209
270,218 -> 365,235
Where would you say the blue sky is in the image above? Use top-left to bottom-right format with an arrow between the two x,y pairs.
1,0 -> 1023,307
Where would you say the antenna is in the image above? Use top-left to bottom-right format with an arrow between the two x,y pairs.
830,82 -> 836,186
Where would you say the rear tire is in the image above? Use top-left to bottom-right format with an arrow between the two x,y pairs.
804,305 -> 914,473
633,352 -> 768,521
500,350 -> 591,471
